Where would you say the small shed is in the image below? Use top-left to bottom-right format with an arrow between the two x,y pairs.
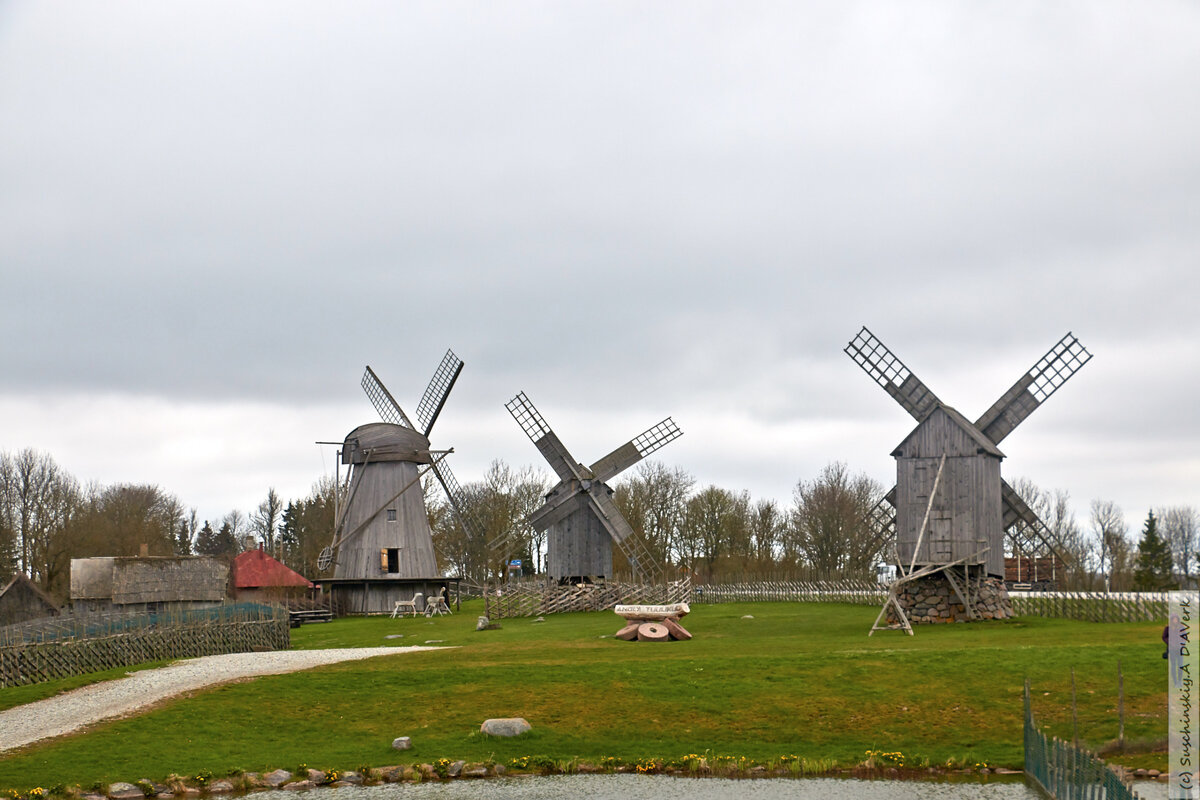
70,556 -> 228,614
0,574 -> 61,627
231,548 -> 314,603
891,405 -> 1005,578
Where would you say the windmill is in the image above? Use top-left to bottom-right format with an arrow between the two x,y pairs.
320,349 -> 480,615
503,392 -> 682,584
844,328 -> 1091,629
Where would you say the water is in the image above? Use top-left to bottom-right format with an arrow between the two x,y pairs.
245,774 -> 1047,799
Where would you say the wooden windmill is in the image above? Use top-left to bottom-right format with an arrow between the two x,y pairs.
321,349 -> 479,615
844,328 -> 1091,630
503,392 -> 682,584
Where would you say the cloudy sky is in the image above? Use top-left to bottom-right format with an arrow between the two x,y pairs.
1,2 -> 1197,538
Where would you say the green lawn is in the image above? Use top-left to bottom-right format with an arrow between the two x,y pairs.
0,601 -> 1167,791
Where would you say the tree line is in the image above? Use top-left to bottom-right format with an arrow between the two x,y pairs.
1,446 -> 1194,602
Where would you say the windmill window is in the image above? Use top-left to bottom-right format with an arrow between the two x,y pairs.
381,548 -> 400,573
386,509 -> 397,521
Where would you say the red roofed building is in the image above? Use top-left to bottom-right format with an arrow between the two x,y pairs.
231,548 -> 314,604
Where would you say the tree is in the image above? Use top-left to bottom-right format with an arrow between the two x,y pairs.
1134,510 -> 1175,591
749,498 -> 785,569
613,461 -> 694,569
0,449 -> 82,599
1161,506 -> 1198,585
1090,499 -> 1131,591
70,484 -> 185,559
280,477 -> 339,577
252,488 -> 284,555
195,520 -> 219,556
1008,478 -> 1088,588
677,486 -> 750,580
176,508 -> 198,556
788,462 -> 883,579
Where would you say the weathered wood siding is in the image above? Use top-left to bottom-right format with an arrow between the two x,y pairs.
0,575 -> 60,627
894,409 -> 1004,577
334,460 -> 439,581
547,505 -> 614,581
330,579 -> 446,615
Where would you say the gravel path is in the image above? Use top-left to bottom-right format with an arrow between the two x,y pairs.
0,646 -> 445,753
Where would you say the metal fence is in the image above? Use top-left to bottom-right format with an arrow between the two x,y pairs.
0,603 -> 290,687
1024,680 -> 1142,800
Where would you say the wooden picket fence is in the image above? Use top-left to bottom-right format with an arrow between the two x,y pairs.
1010,592 -> 1170,624
485,577 -> 693,619
0,603 -> 290,688
691,579 -> 886,605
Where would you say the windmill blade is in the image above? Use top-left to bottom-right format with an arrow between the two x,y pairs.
362,366 -> 415,429
585,485 -> 661,583
975,333 -> 1093,445
527,492 -> 588,532
863,493 -> 897,556
845,327 -> 941,422
1001,479 -> 1069,563
590,417 -> 683,483
416,349 -> 464,437
506,392 -> 585,482
429,458 -> 483,543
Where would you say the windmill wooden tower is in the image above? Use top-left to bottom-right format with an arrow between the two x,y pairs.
321,350 -> 479,615
503,392 -> 682,584
845,328 -> 1091,630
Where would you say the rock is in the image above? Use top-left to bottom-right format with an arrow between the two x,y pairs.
534,617 -> 546,623
1149,769 -> 1161,777
262,770 -> 292,788
107,783 -> 143,800
480,717 -> 532,737
281,781 -> 313,791
614,623 -> 640,641
329,781 -> 353,788
206,780 -> 234,794
447,760 -> 465,778
742,614 -> 754,619
341,771 -> 364,785
492,764 -> 507,776
637,622 -> 670,642
392,736 -> 413,750
424,639 -> 444,644
419,764 -> 436,779
385,634 -> 404,639
661,617 -> 692,641
476,616 -> 490,630
82,794 -> 106,800
378,766 -> 404,783
306,768 -> 326,783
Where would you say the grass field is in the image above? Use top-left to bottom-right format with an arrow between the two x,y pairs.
0,601 -> 1168,791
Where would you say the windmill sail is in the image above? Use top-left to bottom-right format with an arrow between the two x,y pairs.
416,349 -> 464,437
506,392 -> 584,482
975,333 -> 1092,445
844,327 -> 941,422
361,366 -> 415,429
590,417 -> 682,483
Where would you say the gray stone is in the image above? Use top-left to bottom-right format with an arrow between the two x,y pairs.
378,766 -> 404,783
341,772 -> 364,785
385,634 -> 404,639
447,760 -> 466,778
263,770 -> 293,788
107,783 -> 143,800
306,768 -> 326,783
392,736 -> 413,750
206,780 -> 234,794
476,616 -> 490,631
480,717 -> 532,737
492,764 -> 507,776
462,764 -> 488,778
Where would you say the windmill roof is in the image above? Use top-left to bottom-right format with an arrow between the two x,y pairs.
231,549 -> 313,590
891,403 -> 1005,458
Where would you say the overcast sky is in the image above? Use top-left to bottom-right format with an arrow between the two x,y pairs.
1,2 -> 1197,539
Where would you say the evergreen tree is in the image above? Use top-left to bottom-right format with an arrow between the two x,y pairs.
1134,510 -> 1175,590
194,521 -> 219,556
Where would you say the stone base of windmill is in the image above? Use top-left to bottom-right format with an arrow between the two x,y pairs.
887,574 -> 1013,625
613,603 -> 693,642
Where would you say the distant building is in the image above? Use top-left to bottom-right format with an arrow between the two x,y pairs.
231,547 -> 314,603
0,573 -> 61,626
70,556 -> 228,614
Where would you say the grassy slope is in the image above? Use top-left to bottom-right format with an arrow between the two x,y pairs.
0,601 -> 1166,790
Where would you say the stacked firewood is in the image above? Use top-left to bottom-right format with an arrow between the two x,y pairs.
612,603 -> 692,642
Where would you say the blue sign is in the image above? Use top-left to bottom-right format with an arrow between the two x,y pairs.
510,559 -> 522,566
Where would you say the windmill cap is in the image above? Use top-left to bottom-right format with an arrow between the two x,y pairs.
342,422 -> 434,465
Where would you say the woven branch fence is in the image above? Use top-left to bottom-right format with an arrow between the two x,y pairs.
0,603 -> 290,688
1024,680 -> 1142,800
1010,592 -> 1170,624
485,577 -> 693,619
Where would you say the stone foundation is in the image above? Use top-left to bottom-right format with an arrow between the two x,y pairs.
886,572 -> 1013,624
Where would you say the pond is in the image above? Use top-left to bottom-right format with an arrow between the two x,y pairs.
245,774 -> 1048,799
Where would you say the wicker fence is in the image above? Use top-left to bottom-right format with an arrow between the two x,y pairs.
0,603 -> 290,688
485,578 -> 693,619
1010,592 -> 1170,624
1024,680 -> 1142,800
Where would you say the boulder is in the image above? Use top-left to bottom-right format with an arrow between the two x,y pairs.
462,763 -> 489,778
281,781 -> 313,792
392,736 -> 413,750
262,770 -> 293,788
447,760 -> 465,778
206,780 -> 235,794
480,717 -> 532,737
106,783 -> 143,800
340,772 -> 364,785
476,616 -> 490,631
378,766 -> 404,783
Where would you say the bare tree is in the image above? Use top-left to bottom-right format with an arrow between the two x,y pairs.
1007,477 -> 1088,587
788,461 -> 883,579
1161,506 -> 1199,585
614,460 -> 694,569
677,486 -> 750,580
0,449 -> 82,598
749,498 -> 785,568
252,488 -> 284,554
1090,499 -> 1130,592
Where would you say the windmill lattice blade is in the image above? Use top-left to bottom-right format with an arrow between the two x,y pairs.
416,349 -> 464,437
362,366 -> 415,429
430,459 -> 482,542
864,493 -> 897,555
975,333 -> 1093,445
1000,479 -> 1069,563
505,392 -> 583,482
586,486 -> 661,584
844,327 -> 940,422
590,417 -> 683,483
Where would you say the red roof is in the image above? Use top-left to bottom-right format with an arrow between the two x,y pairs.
231,549 -> 313,590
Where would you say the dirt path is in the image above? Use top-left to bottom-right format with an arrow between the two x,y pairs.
0,646 -> 445,753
